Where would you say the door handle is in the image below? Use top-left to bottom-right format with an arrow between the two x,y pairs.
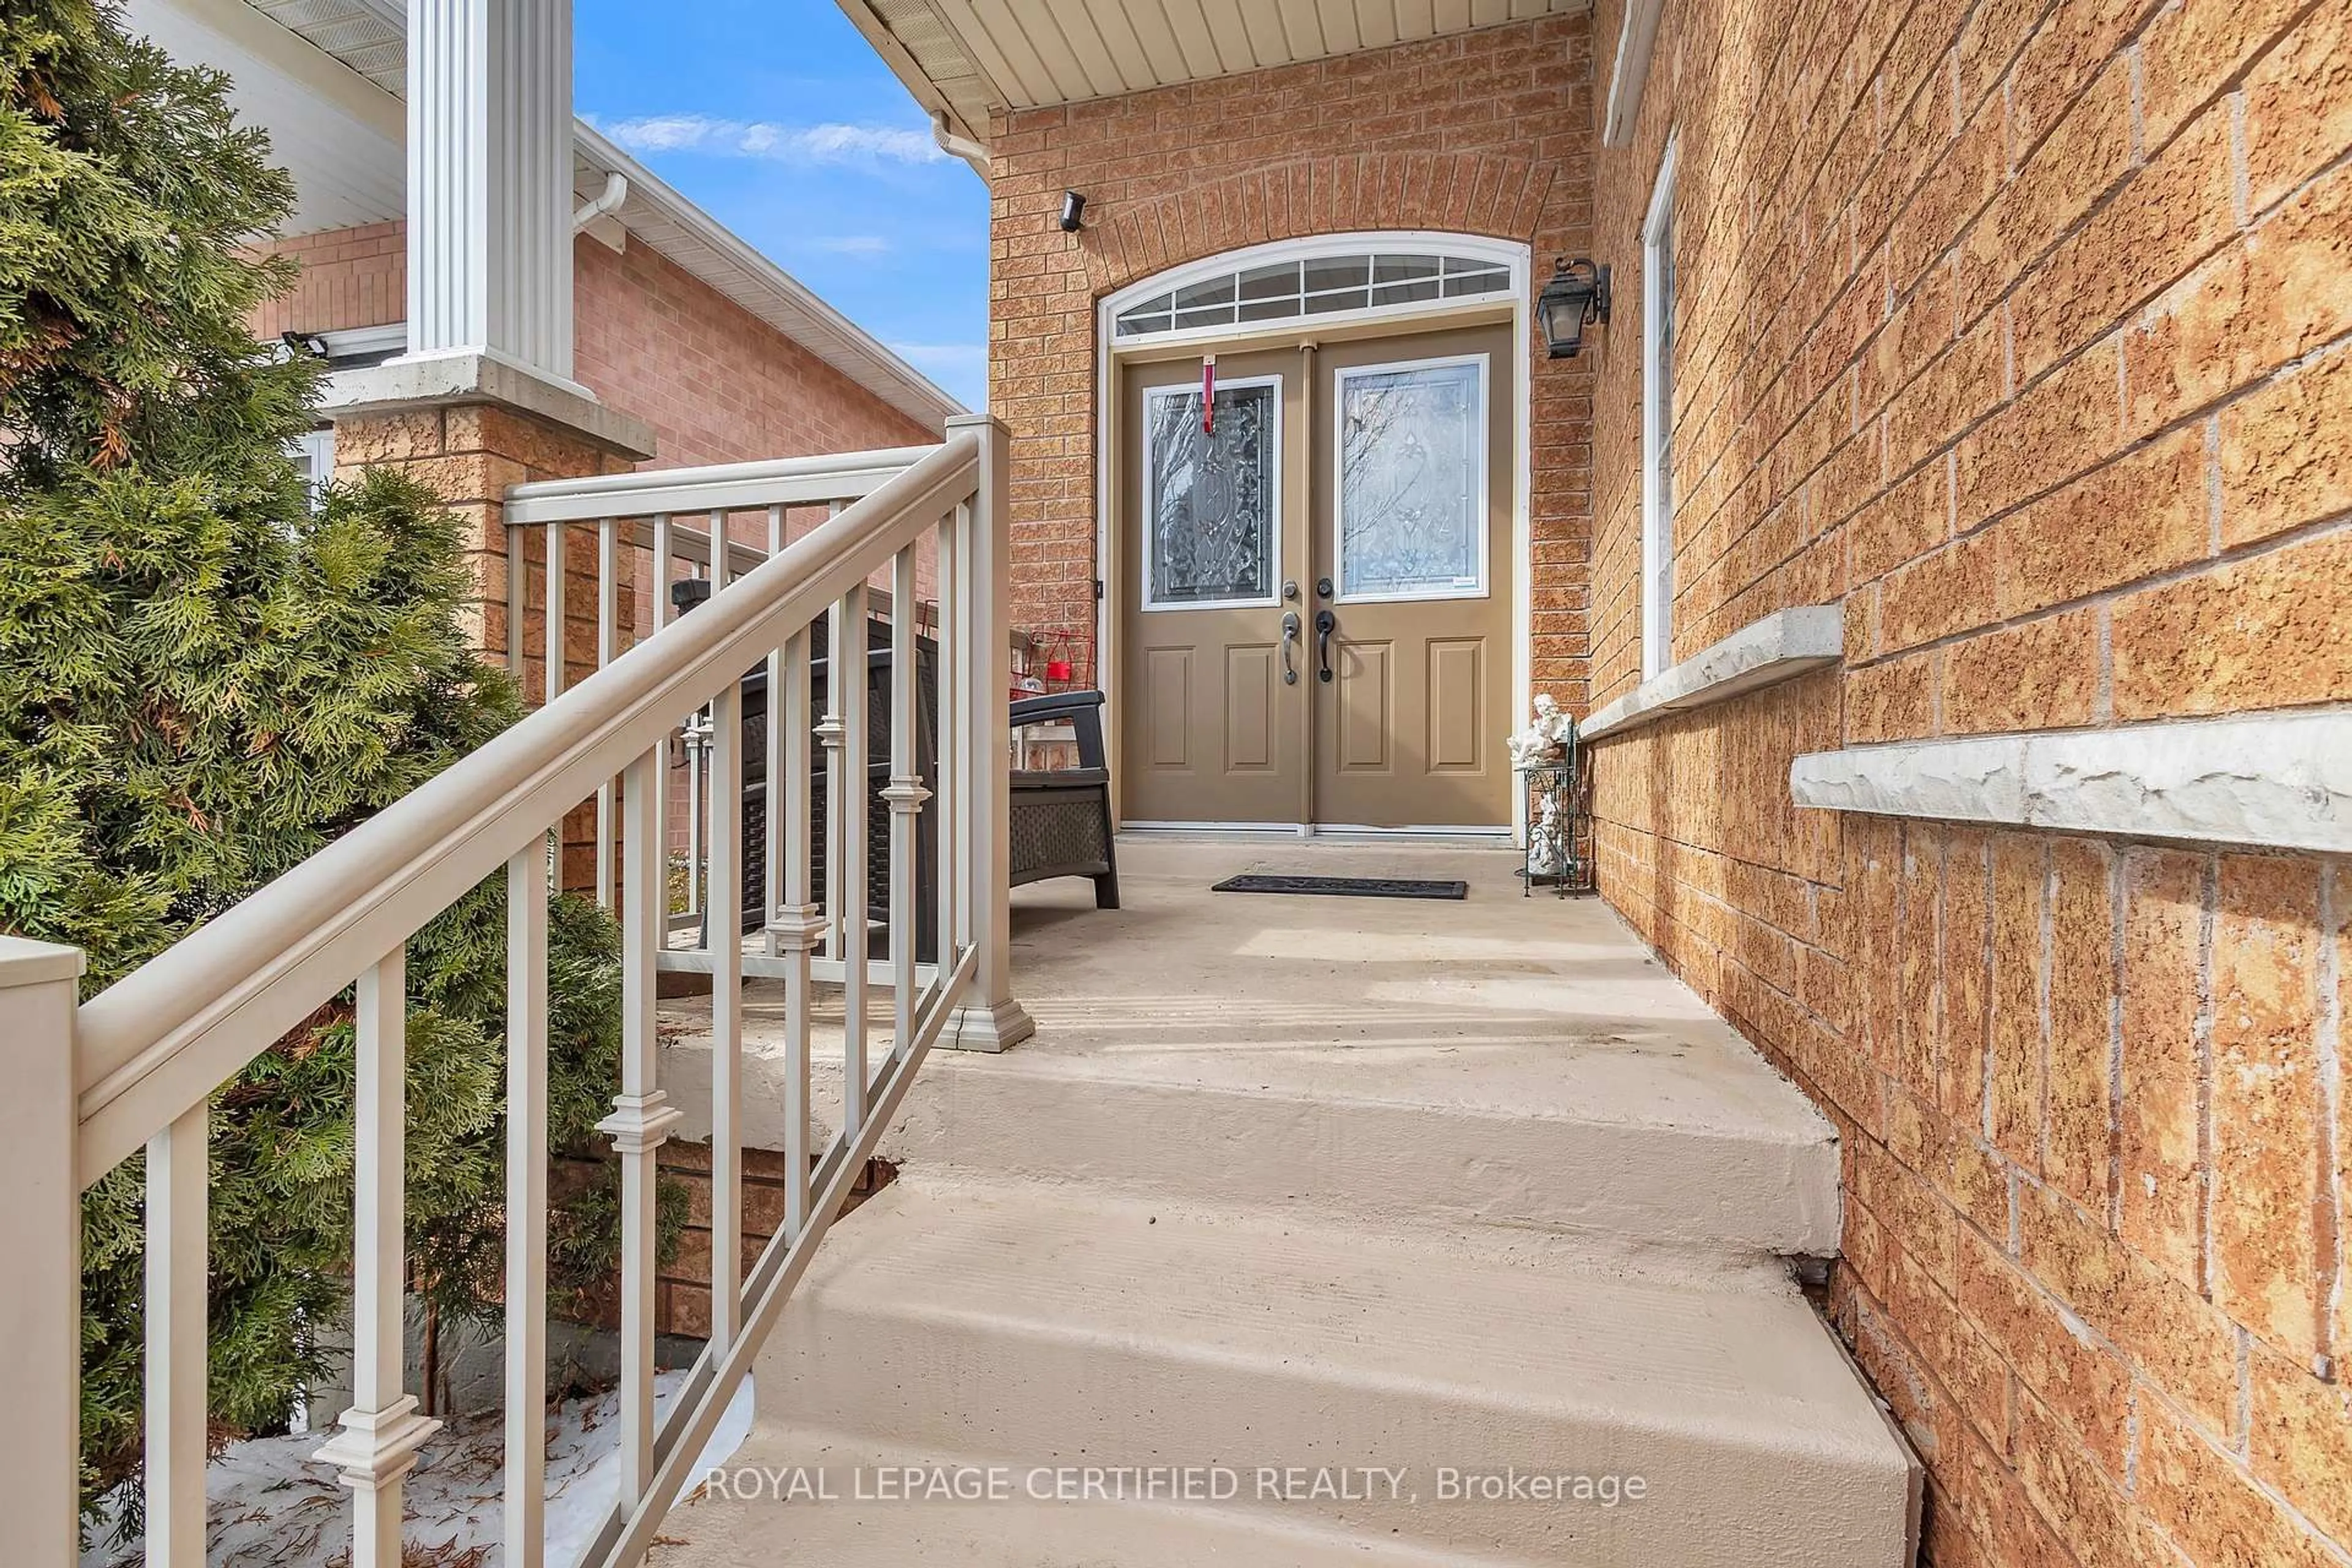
1280,611 -> 1302,685
1314,609 -> 1336,684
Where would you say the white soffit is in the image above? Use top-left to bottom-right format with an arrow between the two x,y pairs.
1789,711 -> 2352,854
134,0 -> 964,427
837,0 -> 1591,140
126,0 -> 402,231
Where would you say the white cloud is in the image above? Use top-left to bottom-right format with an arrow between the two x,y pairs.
601,114 -> 945,167
809,235 -> 894,255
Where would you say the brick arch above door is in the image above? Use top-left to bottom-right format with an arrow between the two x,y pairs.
1076,154 -> 1559,300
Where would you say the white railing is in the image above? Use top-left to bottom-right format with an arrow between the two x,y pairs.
0,415 -> 1023,1567
500,440 -> 1023,979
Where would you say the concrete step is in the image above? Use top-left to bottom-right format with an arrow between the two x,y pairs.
670,996 -> 1844,1262
663,1432 -> 1506,1567
687,1178 -> 1917,1566
666,842 -> 1844,1261
876,1039 -> 1842,1260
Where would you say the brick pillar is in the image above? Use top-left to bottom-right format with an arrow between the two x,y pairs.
329,399 -> 650,890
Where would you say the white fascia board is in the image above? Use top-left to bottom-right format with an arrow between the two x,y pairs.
1581,606 -> 1844,741
1790,710 -> 2352,853
1603,0 -> 1666,148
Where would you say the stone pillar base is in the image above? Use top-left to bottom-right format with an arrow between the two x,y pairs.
327,388 -> 657,893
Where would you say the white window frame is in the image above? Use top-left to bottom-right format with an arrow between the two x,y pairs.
1641,137 -> 1679,682
1331,352 -> 1492,605
1139,373 -> 1284,613
293,426 -> 336,512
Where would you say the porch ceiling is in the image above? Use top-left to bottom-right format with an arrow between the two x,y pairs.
837,0 -> 1589,140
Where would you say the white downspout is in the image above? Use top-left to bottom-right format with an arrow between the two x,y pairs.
573,171 -> 628,230
932,111 -> 989,176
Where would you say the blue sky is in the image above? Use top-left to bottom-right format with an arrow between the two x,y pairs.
576,0 -> 990,409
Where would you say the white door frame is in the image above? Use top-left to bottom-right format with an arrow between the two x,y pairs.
1092,232 -> 1536,842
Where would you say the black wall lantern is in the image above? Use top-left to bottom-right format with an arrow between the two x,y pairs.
1058,190 -> 1087,233
1536,256 -> 1611,358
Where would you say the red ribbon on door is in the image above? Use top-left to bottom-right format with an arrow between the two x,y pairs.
1202,355 -> 1216,435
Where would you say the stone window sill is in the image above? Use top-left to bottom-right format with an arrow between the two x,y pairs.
1579,606 -> 1844,743
1789,710 -> 2352,853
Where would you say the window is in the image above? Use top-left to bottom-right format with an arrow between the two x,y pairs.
1334,355 -> 1488,601
1114,249 -> 1512,341
1641,139 -> 1679,680
1140,376 -> 1282,610
291,427 -> 336,513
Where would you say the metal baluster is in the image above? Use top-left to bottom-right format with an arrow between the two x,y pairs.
544,521 -> 568,892
707,664 -> 744,1354
883,543 -> 929,1060
839,582 -> 870,1131
601,748 -> 682,1509
685,600 -> 707,932
544,522 -> 566,708
649,514 -> 674,941
505,520 -> 527,679
763,503 -> 785,949
314,952 -> 437,1568
144,1103 -> 206,1568
503,846 -> 549,1568
595,517 -> 620,907
934,508 -> 962,973
818,571 -> 845,962
771,628 -> 818,1242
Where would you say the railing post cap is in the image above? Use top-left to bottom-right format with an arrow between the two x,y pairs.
942,410 -> 1006,434
0,937 -> 85,989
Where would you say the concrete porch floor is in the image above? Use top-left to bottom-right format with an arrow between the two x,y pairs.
997,835 -> 1815,1133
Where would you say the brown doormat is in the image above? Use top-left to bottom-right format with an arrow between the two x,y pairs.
1211,873 -> 1468,900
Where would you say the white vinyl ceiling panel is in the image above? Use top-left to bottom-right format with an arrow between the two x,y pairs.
850,0 -> 1583,130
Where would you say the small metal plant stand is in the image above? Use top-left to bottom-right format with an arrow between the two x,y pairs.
1517,732 -> 1592,897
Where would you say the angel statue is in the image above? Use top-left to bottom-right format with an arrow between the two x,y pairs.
1506,692 -> 1576,769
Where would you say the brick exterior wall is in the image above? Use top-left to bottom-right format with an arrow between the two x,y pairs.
986,13 -> 1599,699
1584,0 -> 2350,1564
255,222 -> 938,464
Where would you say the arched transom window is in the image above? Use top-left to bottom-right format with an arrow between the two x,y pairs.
1112,246 -> 1517,341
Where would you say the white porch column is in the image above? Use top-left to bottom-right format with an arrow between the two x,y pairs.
943,413 -> 1036,1052
402,0 -> 584,395
0,938 -> 84,1567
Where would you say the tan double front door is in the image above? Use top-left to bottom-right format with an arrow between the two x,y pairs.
1119,323 -> 1515,830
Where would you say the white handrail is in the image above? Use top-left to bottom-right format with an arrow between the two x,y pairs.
6,419 -> 1028,1568
74,434 -> 981,1185
502,443 -> 936,524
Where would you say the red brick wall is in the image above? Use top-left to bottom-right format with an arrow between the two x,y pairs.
1585,0 -> 2350,1562
986,14 -> 1598,698
256,221 -> 938,464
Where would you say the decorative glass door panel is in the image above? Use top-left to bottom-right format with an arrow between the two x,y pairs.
1311,331 -> 1512,831
1121,352 -> 1307,827
1334,357 -> 1487,601
1141,377 -> 1281,610
1118,325 -> 1512,832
